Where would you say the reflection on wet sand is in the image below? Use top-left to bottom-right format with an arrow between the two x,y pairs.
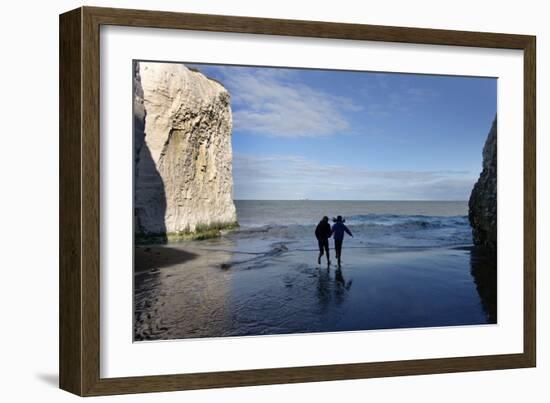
335,268 -> 353,290
316,267 -> 353,315
469,247 -> 497,323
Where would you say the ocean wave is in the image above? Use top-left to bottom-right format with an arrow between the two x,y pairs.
231,214 -> 472,248
347,213 -> 468,225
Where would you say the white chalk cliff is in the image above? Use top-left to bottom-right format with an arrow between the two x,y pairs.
134,62 -> 237,237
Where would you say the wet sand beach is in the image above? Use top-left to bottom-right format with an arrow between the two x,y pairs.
134,239 -> 496,341
135,246 -> 198,272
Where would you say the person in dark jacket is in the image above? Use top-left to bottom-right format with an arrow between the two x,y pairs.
315,216 -> 332,265
332,216 -> 353,266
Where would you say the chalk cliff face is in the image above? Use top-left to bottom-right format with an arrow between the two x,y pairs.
134,62 -> 237,237
468,118 -> 497,249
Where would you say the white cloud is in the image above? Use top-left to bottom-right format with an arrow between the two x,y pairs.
204,67 -> 361,137
233,154 -> 476,200
190,65 -> 443,135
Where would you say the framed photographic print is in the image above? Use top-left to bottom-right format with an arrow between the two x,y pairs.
59,6 -> 536,396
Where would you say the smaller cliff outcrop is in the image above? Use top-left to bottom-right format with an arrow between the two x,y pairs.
468,117 -> 497,249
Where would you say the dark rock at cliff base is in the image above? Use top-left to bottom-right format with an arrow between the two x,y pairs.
468,118 -> 497,249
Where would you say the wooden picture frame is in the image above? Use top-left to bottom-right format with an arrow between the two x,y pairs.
59,6 -> 536,396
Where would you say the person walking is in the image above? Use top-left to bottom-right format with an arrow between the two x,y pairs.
315,216 -> 332,265
331,216 -> 353,266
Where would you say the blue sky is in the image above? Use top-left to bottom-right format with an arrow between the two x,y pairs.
187,63 -> 496,201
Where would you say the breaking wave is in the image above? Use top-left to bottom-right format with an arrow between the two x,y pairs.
230,214 -> 472,249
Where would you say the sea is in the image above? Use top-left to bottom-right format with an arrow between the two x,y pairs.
232,200 -> 472,251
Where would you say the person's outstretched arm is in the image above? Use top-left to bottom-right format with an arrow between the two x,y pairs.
344,225 -> 353,237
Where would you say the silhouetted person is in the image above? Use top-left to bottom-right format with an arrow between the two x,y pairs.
332,216 -> 353,266
315,216 -> 332,265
